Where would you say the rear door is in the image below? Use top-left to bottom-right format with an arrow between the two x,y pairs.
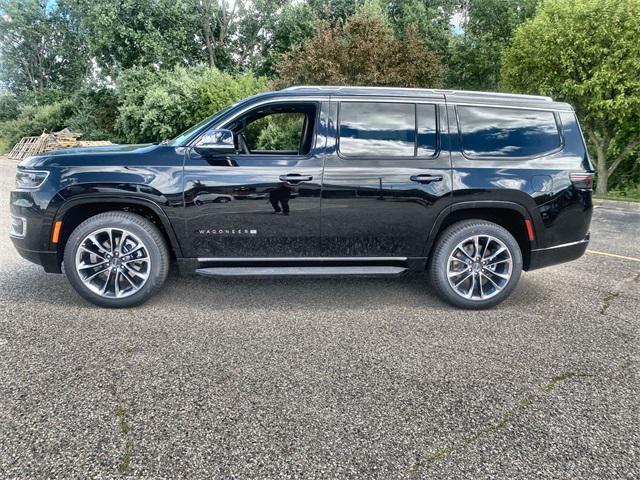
321,97 -> 452,257
182,99 -> 328,258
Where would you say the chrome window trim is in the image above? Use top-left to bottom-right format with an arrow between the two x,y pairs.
189,96 -> 330,147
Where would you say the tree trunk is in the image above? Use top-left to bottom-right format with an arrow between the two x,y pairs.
595,143 -> 608,195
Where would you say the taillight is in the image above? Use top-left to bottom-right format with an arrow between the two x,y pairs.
570,172 -> 594,190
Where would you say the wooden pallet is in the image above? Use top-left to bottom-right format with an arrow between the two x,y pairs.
7,134 -> 50,160
7,132 -> 113,160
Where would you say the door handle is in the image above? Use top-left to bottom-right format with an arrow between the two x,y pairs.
410,174 -> 443,184
279,174 -> 313,184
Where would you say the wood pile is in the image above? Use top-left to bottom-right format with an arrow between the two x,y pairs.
7,129 -> 113,160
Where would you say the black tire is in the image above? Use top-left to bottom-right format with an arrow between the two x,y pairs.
63,211 -> 170,308
429,220 -> 523,309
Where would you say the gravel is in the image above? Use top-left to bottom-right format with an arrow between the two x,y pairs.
0,159 -> 638,479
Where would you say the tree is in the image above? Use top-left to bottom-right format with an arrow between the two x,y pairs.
68,0 -> 203,77
0,0 -> 89,92
502,0 -> 640,195
447,0 -> 538,90
273,10 -> 445,88
388,0 -> 458,57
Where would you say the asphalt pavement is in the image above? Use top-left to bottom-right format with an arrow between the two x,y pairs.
0,158 -> 638,479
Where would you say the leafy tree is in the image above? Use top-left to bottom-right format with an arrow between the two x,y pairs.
247,0 -> 319,75
274,10 -> 445,88
447,0 -> 538,90
308,0 -> 358,25
116,66 -> 267,143
502,0 -> 640,195
68,0 -> 203,76
0,0 -> 89,92
388,0 -> 458,56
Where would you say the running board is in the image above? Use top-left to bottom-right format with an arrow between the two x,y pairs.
196,266 -> 407,278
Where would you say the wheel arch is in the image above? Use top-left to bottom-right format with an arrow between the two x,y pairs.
424,201 -> 536,270
52,196 -> 183,264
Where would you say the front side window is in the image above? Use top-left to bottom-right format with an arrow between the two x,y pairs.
458,106 -> 560,158
227,102 -> 317,155
244,113 -> 306,152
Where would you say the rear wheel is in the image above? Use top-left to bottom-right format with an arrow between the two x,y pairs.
63,212 -> 169,308
429,220 -> 523,309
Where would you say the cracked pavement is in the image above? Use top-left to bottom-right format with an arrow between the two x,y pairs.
0,159 -> 638,479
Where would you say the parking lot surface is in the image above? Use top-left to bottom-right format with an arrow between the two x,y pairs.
0,158 -> 638,479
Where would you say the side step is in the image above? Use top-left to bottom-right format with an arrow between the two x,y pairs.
196,266 -> 407,278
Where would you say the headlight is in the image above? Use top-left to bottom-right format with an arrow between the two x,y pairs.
15,170 -> 49,189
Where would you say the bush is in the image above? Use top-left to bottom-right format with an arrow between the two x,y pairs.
0,100 -> 76,151
116,66 -> 268,144
0,88 -> 120,152
0,94 -> 19,122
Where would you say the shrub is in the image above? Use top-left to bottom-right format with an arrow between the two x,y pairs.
0,100 -> 75,151
116,66 -> 268,144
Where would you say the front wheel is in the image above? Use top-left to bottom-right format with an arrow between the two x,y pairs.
429,220 -> 523,309
63,211 -> 170,308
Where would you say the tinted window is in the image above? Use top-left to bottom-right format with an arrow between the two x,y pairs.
458,106 -> 560,158
417,104 -> 437,156
339,102 -> 415,157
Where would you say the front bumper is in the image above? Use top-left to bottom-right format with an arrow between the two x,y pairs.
10,187 -> 62,273
527,234 -> 589,271
10,240 -> 61,273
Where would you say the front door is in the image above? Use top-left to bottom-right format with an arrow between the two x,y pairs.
183,100 -> 327,258
321,98 -> 453,258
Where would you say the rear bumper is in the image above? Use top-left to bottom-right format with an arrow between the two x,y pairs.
527,234 -> 589,271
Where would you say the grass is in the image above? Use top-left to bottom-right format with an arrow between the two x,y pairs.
600,291 -> 620,315
594,193 -> 640,203
409,370 -> 594,473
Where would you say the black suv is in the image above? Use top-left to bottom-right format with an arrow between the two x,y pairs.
9,86 -> 593,309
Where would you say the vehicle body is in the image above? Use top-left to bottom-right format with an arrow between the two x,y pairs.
9,86 -> 594,308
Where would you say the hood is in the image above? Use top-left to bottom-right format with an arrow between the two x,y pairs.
19,143 -> 159,169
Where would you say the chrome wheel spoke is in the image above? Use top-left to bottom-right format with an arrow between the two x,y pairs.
85,266 -> 109,281
454,273 -> 472,287
486,270 -> 510,280
481,272 -> 503,292
455,246 -> 474,262
484,246 -> 506,263
78,259 -> 108,270
124,264 -> 149,280
87,235 -> 110,256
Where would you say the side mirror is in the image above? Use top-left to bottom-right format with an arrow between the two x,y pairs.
194,128 -> 235,156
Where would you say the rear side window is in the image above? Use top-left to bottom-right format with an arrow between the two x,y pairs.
458,106 -> 560,158
338,102 -> 438,157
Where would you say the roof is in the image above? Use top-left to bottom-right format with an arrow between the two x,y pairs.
276,85 -> 573,110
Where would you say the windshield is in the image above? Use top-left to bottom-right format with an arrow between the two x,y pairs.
167,104 -> 237,146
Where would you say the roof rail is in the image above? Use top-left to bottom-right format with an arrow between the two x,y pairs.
279,85 -> 553,102
434,89 -> 553,102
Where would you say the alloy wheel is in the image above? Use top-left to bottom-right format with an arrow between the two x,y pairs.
446,234 -> 513,301
74,227 -> 151,298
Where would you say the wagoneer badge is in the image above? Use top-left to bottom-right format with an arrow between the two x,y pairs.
197,229 -> 258,235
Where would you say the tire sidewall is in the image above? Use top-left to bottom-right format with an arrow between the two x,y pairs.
430,221 -> 523,309
64,213 -> 169,308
